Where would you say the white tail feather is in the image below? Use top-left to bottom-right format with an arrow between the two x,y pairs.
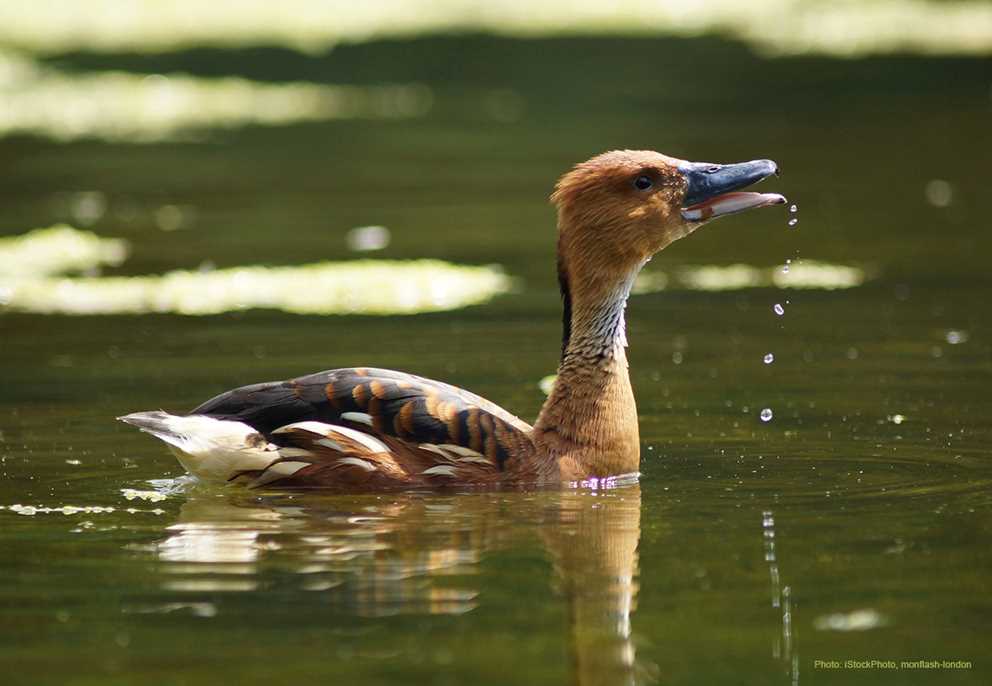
119,411 -> 276,482
120,413 -> 394,486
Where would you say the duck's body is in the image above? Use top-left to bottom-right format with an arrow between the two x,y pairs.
121,150 -> 784,489
125,367 -> 541,489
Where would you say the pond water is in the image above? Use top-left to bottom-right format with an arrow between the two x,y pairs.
1,34 -> 990,685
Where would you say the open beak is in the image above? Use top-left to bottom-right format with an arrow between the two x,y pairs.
678,159 -> 786,222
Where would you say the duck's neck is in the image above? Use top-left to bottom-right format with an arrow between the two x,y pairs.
534,260 -> 642,479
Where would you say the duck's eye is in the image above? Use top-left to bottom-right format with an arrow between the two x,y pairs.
633,175 -> 653,191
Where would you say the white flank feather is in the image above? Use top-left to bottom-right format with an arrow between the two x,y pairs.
336,457 -> 376,471
436,444 -> 486,459
422,465 -> 458,477
272,421 -> 337,436
315,438 -> 345,451
455,454 -> 494,465
418,443 -> 489,464
326,424 -> 389,453
248,461 -> 311,488
340,411 -> 374,427
417,443 -> 450,459
272,420 -> 388,454
276,447 -> 316,459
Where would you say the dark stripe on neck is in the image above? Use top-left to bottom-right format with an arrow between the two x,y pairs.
557,254 -> 572,360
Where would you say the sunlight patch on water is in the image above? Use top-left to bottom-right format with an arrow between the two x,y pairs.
814,609 -> 888,631
0,227 -> 509,316
0,50 -> 431,141
121,488 -> 168,503
124,602 -> 218,618
2,260 -> 509,315
634,260 -> 866,293
0,225 -> 127,278
0,1 -> 988,57
1,503 -> 165,515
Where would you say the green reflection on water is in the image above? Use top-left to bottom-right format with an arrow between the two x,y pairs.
0,50 -> 431,142
1,0 -> 991,56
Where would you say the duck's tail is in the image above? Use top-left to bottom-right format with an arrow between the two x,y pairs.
118,412 -> 402,488
118,411 -> 186,446
118,411 -> 277,481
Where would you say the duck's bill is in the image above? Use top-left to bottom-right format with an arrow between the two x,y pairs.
678,159 -> 787,222
681,191 -> 787,222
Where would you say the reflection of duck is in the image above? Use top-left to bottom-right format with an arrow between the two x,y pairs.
121,151 -> 783,488
148,485 -> 650,682
545,487 -> 649,686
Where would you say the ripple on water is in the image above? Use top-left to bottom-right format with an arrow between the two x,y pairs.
672,446 -> 992,512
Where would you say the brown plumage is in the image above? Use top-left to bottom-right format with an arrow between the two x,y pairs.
120,150 -> 785,489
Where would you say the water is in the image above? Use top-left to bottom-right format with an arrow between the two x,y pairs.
2,31 -> 992,686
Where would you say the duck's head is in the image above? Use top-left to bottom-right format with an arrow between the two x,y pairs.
552,149 -> 785,281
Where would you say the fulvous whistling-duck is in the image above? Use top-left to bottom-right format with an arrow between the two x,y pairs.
120,150 -> 785,489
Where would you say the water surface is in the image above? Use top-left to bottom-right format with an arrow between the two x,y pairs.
1,32 -> 990,685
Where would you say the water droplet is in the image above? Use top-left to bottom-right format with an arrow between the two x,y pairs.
70,191 -> 107,227
538,374 -> 557,396
155,204 -> 190,232
763,353 -> 775,364
945,329 -> 968,345
781,264 -> 790,274
346,225 -> 391,252
760,408 -> 773,422
773,303 -> 785,316
789,204 -> 797,213
788,218 -> 799,227
924,179 -> 953,208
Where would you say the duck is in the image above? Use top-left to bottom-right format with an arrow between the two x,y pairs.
120,150 -> 785,490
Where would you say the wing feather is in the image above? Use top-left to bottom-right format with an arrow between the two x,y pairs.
190,368 -> 534,473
